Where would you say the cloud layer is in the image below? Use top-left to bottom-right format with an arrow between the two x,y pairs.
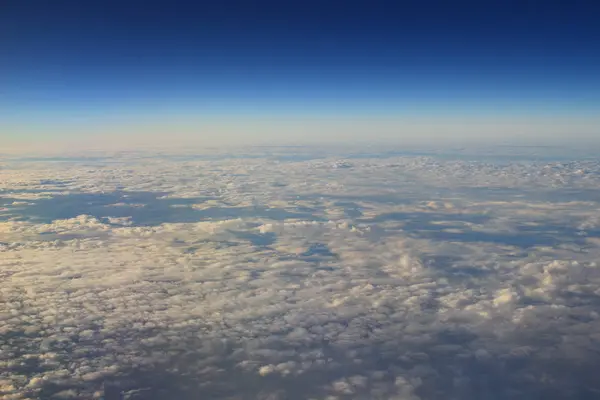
1,148 -> 600,399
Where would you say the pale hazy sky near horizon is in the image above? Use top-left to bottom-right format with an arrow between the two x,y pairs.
1,0 -> 599,151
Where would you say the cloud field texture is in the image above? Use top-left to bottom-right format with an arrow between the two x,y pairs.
1,148 -> 600,399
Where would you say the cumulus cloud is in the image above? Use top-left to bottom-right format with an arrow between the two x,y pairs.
1,148 -> 600,399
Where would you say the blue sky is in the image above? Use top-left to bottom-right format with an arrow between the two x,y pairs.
1,0 -> 599,149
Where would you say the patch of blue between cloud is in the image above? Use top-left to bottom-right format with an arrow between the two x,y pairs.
4,191 -> 326,226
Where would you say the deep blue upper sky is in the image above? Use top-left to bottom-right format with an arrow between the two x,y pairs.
1,0 -> 600,134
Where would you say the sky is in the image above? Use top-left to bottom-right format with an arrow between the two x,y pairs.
1,0 -> 600,150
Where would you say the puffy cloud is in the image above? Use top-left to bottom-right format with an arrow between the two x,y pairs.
1,149 -> 600,398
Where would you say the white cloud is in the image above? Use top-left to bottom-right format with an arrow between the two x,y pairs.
1,148 -> 600,398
